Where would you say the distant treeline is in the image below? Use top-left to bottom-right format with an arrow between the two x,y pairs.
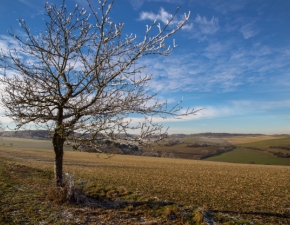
244,146 -> 290,158
199,146 -> 236,159
270,146 -> 290,151
193,133 -> 263,137
269,151 -> 290,158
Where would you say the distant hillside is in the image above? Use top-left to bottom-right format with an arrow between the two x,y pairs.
169,133 -> 264,138
0,130 -> 50,140
0,130 -> 267,161
0,130 -> 265,140
0,130 -> 138,140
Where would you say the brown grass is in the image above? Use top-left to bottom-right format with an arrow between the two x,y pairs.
46,186 -> 69,204
0,145 -> 289,224
223,135 -> 289,145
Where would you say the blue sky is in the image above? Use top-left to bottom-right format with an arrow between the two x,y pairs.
0,0 -> 289,134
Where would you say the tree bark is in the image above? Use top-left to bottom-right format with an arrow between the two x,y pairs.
53,132 -> 65,186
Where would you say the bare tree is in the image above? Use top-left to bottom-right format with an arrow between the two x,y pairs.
0,0 -> 196,186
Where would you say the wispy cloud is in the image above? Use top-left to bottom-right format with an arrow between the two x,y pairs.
140,8 -> 172,24
186,14 -> 220,41
230,100 -> 290,112
195,14 -> 219,35
127,99 -> 290,125
0,35 -> 35,65
129,0 -> 183,10
0,35 -> 20,54
19,0 -> 36,7
149,0 -> 183,3
208,0 -> 247,14
19,0 -> 45,17
128,0 -> 145,10
139,8 -> 193,30
0,92 -> 14,125
240,21 -> 260,39
139,35 -> 290,95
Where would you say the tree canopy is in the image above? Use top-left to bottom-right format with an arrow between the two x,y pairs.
0,0 -> 196,186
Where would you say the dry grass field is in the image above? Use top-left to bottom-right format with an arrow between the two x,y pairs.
0,145 -> 289,224
0,136 -> 73,150
222,135 -> 289,145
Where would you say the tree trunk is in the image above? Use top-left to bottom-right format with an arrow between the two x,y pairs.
53,132 -> 65,187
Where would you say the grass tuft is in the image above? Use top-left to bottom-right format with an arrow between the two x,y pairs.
193,210 -> 204,224
46,185 -> 68,204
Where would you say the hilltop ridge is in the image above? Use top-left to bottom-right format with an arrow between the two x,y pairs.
0,130 -> 265,140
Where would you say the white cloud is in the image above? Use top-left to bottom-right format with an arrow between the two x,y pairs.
0,104 -> 14,126
194,14 -> 219,35
203,41 -> 227,59
129,0 -> 183,10
140,46 -> 245,94
140,8 -> 172,24
18,0 -> 45,18
0,35 -> 20,54
0,116 -> 14,125
149,0 -> 183,3
208,0 -> 247,14
138,30 -> 290,94
19,0 -> 36,7
128,0 -> 145,10
240,21 -> 259,39
139,8 -> 193,30
126,99 -> 290,125
231,100 -> 290,112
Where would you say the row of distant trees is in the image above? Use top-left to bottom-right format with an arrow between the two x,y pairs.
245,146 -> 290,158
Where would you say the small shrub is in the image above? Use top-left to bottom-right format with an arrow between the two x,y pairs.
46,173 -> 87,204
106,189 -> 118,198
162,205 -> 180,220
46,186 -> 68,204
193,210 -> 204,224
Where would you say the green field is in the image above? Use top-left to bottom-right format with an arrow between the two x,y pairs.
205,148 -> 290,165
205,136 -> 290,166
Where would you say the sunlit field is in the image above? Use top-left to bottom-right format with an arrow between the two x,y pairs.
222,135 -> 289,145
1,146 -> 289,219
205,136 -> 290,166
0,137 -> 73,150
